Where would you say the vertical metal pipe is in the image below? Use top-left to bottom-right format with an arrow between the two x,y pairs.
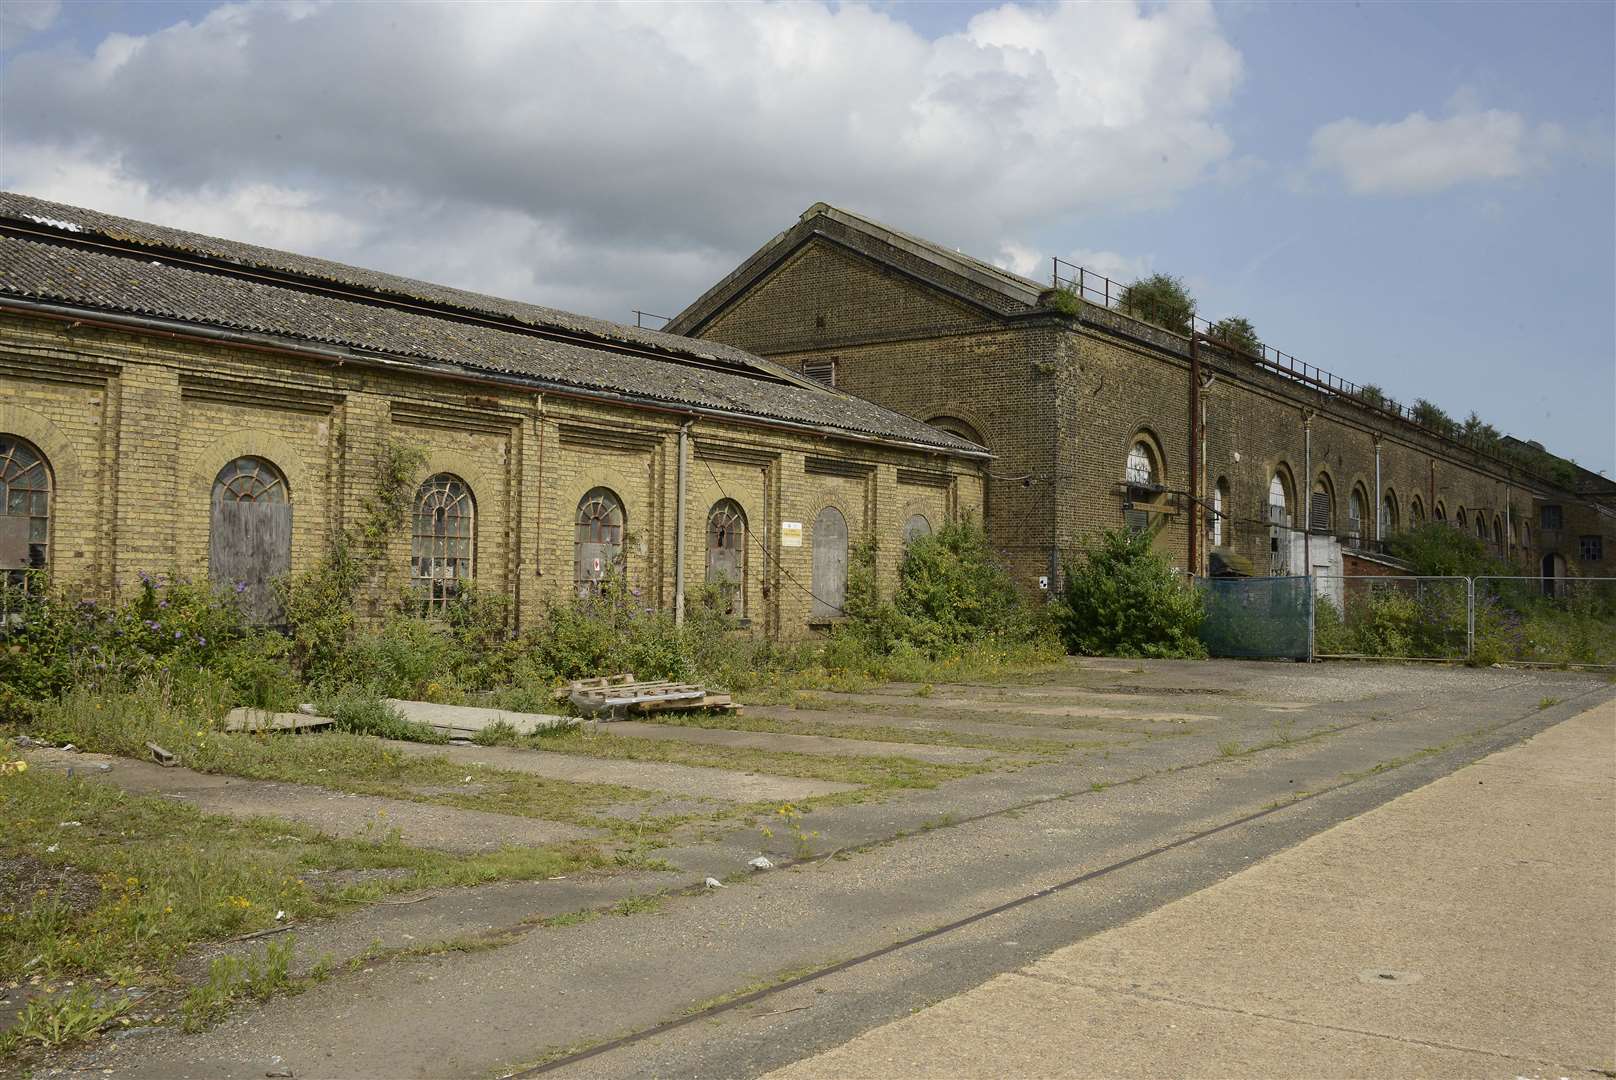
1303,413 -> 1313,577
1374,438 -> 1382,542
674,421 -> 691,625
1189,335 -> 1201,576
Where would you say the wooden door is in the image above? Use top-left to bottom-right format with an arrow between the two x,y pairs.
811,506 -> 847,620
210,499 -> 291,624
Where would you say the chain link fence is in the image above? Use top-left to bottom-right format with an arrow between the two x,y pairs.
1196,574 -> 1616,668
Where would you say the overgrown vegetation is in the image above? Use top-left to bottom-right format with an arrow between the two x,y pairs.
1119,272 -> 1196,336
1312,525 -> 1616,666
1054,528 -> 1206,658
1208,315 -> 1260,356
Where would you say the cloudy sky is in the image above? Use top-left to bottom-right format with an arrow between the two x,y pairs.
2,1 -> 1612,473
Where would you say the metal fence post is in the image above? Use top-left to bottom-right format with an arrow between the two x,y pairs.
1307,574 -> 1316,662
1467,578 -> 1480,662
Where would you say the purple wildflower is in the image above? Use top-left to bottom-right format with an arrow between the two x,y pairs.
233,581 -> 247,594
173,630 -> 183,640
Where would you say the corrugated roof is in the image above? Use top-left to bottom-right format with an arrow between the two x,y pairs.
0,194 -> 986,457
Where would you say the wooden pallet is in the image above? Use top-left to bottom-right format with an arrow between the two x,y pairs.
559,673 -> 740,718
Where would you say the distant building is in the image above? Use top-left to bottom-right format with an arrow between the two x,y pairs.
669,203 -> 1615,589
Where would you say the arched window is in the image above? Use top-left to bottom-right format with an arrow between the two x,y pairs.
1125,441 -> 1158,487
210,456 -> 291,623
213,457 -> 287,504
1456,507 -> 1468,531
1348,485 -> 1368,545
1123,437 -> 1162,535
1210,478 -> 1230,548
902,514 -> 932,544
0,435 -> 51,590
412,474 -> 475,611
1476,514 -> 1488,540
1434,501 -> 1446,524
705,499 -> 746,617
1411,495 -> 1426,525
1522,521 -> 1532,550
575,487 -> 625,597
1268,468 -> 1293,575
1492,516 -> 1503,547
1381,490 -> 1399,537
811,506 -> 848,621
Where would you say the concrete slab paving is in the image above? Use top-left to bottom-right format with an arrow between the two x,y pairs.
385,698 -> 572,737
600,720 -> 998,763
378,739 -> 861,803
805,691 -> 1211,723
743,705 -> 1128,748
766,701 -> 1616,1079
19,747 -> 600,854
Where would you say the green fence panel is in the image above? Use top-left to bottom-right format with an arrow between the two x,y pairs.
1196,576 -> 1311,660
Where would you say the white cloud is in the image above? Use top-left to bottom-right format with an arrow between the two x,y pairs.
1309,97 -> 1565,196
0,0 -> 1243,320
0,0 -> 60,41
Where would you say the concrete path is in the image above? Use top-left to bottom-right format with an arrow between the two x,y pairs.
379,739 -> 861,803
20,748 -> 599,854
768,701 -> 1616,1079
742,705 -> 1127,748
601,720 -> 997,763
808,690 -> 1211,723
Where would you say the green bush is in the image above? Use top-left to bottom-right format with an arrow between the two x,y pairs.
1120,273 -> 1196,336
1384,523 -> 1509,578
1054,529 -> 1205,658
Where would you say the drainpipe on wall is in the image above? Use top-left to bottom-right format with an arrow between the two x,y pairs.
1200,372 -> 1215,575
1373,437 -> 1382,543
674,420 -> 693,626
1188,335 -> 1201,577
1303,412 -> 1313,576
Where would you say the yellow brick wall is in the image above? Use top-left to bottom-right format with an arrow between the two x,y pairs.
0,313 -> 984,637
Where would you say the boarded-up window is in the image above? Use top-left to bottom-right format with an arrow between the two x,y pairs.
210,456 -> 291,625
575,487 -> 625,597
811,506 -> 847,620
1309,479 -> 1333,535
412,473 -> 475,612
902,514 -> 931,544
705,499 -> 746,616
0,435 -> 50,591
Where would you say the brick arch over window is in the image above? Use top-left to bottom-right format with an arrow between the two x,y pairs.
924,414 -> 986,449
0,434 -> 52,586
190,430 -> 310,511
0,405 -> 81,491
1410,494 -> 1426,525
413,473 -> 475,611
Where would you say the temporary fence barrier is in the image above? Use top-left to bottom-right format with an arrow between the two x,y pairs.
1195,573 -> 1616,668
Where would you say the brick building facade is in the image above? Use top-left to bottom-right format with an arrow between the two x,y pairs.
0,194 -> 987,637
669,204 -> 1616,591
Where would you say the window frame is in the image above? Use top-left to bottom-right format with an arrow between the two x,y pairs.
411,473 -> 476,612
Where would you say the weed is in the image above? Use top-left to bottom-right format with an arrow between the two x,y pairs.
180,939 -> 300,1032
610,893 -> 664,917
1538,696 -> 1562,710
1217,740 -> 1243,758
0,986 -> 131,1053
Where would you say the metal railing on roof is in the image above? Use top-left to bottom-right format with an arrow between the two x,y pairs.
633,310 -> 672,330
1046,256 -> 1584,490
1051,256 -> 1404,412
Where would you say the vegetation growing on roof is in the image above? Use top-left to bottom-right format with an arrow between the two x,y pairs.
1119,273 -> 1197,336
1208,315 -> 1261,356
